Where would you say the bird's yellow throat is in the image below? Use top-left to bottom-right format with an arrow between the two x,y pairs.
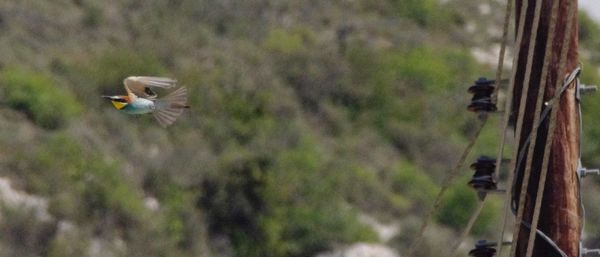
111,101 -> 127,110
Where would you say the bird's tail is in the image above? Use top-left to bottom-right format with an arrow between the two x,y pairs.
153,86 -> 190,127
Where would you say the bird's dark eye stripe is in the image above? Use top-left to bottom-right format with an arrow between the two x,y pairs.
114,98 -> 127,103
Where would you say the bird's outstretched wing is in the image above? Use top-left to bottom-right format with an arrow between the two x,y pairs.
123,76 -> 177,99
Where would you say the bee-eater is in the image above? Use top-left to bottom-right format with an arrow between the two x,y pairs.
102,76 -> 190,127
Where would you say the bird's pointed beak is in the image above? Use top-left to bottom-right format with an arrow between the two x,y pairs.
102,95 -> 112,100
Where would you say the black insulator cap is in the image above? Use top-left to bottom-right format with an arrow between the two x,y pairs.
469,240 -> 497,257
468,78 -> 497,112
468,78 -> 495,93
469,156 -> 496,170
468,156 -> 498,191
468,176 -> 497,191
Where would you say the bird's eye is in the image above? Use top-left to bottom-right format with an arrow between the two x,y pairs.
114,98 -> 127,103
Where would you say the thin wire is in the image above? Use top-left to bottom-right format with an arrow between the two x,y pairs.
492,69 -> 579,257
491,0 -> 516,254
577,78 -> 586,251
419,0 -> 515,254
492,0 -> 514,183
511,73 -> 578,212
492,0 -> 513,105
444,0 -> 515,252
521,221 -> 569,257
448,198 -> 487,257
497,0 -> 531,254
405,117 -> 487,257
502,68 -> 579,257
525,1 -> 578,256
521,1 -> 570,254
508,0 -> 544,254
510,68 -> 581,214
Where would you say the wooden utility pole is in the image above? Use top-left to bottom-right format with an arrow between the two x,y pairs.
512,0 -> 581,256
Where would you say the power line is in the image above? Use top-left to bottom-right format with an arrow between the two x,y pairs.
407,1 -> 587,256
491,0 -> 513,106
496,0 -> 530,253
408,1 -> 515,255
449,1 -> 585,256
448,197 -> 487,257
406,117 -> 487,257
521,0 -> 567,256
508,0 -> 544,254
491,0 -> 516,254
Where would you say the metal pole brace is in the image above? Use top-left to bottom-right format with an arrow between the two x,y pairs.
582,248 -> 600,256
580,167 -> 600,178
580,84 -> 598,95
577,159 -> 599,178
476,189 -> 507,201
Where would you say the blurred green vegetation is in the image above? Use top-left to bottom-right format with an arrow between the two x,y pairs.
1,1 -> 599,257
70,50 -> 167,103
435,180 -> 499,235
391,160 -> 437,213
30,134 -> 145,228
0,68 -> 81,129
580,12 -> 600,170
388,0 -> 458,28
580,12 -> 600,59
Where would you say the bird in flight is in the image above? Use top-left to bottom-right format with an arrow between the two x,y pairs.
102,76 -> 190,127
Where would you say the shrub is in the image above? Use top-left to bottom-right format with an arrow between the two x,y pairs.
389,47 -> 456,93
0,68 -> 81,129
393,0 -> 437,26
391,0 -> 454,27
259,136 -> 377,257
143,171 -> 203,250
264,28 -> 307,55
435,179 -> 498,234
202,136 -> 376,257
82,4 -> 103,28
391,159 -> 437,213
347,46 -> 480,136
74,49 -> 166,98
580,12 -> 600,48
263,26 -> 335,112
47,224 -> 90,257
580,59 -> 600,167
0,205 -> 56,256
30,134 -> 145,226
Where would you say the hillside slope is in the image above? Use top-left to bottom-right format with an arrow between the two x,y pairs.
1,1 -> 600,257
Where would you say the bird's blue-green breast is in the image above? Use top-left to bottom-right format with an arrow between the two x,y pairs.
121,98 -> 155,114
